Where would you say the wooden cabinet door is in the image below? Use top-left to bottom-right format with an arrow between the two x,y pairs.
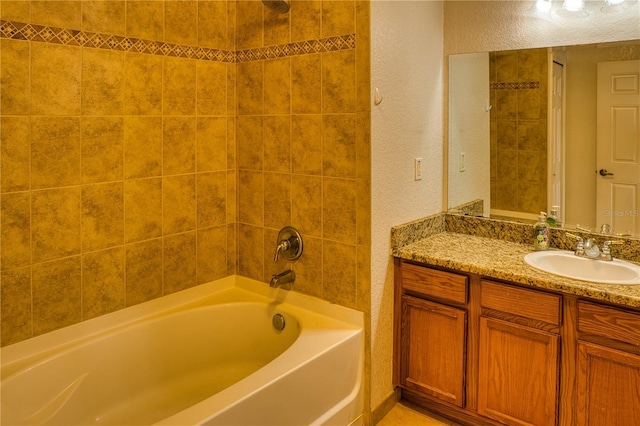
400,295 -> 467,407
577,342 -> 640,426
478,317 -> 559,426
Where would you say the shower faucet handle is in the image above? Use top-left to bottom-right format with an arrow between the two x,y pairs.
273,226 -> 303,262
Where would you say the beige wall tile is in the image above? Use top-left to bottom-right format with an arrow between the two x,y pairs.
264,5 -> 290,46
237,223 -> 263,280
236,115 -> 264,170
81,117 -> 124,184
322,240 -> 357,308
496,51 -> 518,82
197,226 -> 228,284
82,49 -> 124,116
226,223 -> 237,275
323,114 -> 356,178
126,0 -> 164,41
227,64 -> 237,117
163,232 -> 197,294
291,54 -> 321,114
291,114 -> 322,175
82,247 -> 125,320
264,58 -> 291,114
263,227 -> 288,282
31,43 -> 81,116
291,0 -> 321,42
1,266 -> 32,346
124,178 -> 163,243
518,89 -> 541,120
165,1 -> 198,45
124,53 -> 163,115
226,170 -> 237,223
163,117 -> 196,175
198,1 -> 228,48
0,1 -> 30,21
1,192 -> 31,269
197,172 -> 227,228
31,188 -> 81,263
125,239 -> 163,306
237,61 -> 264,115
518,120 -> 546,151
323,177 -> 357,244
322,50 -> 356,113
291,174 -> 322,237
236,0 -> 263,49
356,244 -> 371,313
264,115 -> 290,173
356,112 -> 371,180
321,0 -> 355,37
264,172 -> 291,229
82,0 -> 126,34
31,0 -> 81,28
197,117 -> 227,172
124,116 -> 163,179
31,117 -> 81,189
357,178 -> 371,246
292,235 -> 322,298
81,182 -> 124,252
32,257 -> 82,336
227,116 -> 236,169
163,56 -> 197,116
238,170 -> 264,226
1,39 -> 30,115
1,116 -> 30,192
197,61 -> 227,116
163,174 -> 196,235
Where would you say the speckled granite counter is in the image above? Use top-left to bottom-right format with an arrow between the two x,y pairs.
391,216 -> 640,309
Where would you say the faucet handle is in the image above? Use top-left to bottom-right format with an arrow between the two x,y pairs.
565,232 -> 585,256
273,226 -> 303,262
601,240 -> 623,261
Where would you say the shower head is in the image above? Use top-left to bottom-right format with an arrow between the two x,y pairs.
262,0 -> 290,14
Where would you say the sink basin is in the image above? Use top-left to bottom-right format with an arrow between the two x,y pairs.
524,250 -> 640,284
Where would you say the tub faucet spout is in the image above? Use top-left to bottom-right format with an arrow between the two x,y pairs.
270,269 -> 296,288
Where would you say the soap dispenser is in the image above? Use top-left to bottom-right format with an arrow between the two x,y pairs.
533,212 -> 550,251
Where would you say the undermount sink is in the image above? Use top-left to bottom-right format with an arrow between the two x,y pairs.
524,250 -> 640,285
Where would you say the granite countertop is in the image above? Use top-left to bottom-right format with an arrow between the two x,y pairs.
393,232 -> 640,308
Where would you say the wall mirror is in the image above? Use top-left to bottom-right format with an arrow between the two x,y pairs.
448,39 -> 640,237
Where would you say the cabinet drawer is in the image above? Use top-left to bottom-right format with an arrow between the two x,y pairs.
578,301 -> 640,346
481,280 -> 561,325
401,262 -> 468,304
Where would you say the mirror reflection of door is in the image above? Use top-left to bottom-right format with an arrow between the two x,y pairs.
596,60 -> 640,237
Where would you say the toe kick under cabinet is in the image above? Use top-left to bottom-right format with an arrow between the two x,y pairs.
393,258 -> 640,426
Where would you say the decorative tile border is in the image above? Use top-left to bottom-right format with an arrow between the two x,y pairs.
490,81 -> 540,90
0,19 -> 355,63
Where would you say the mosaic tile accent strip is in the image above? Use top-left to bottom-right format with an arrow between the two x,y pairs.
0,19 -> 356,63
490,81 -> 540,90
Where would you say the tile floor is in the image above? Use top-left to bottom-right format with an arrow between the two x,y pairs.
377,401 -> 462,426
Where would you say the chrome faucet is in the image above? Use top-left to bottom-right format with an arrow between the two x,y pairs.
270,269 -> 296,288
566,232 -> 622,261
273,226 -> 303,262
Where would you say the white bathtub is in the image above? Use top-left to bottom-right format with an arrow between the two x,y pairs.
0,276 -> 364,426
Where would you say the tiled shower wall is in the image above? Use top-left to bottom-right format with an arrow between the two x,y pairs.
490,48 -> 548,215
234,1 -> 370,311
0,0 -> 371,346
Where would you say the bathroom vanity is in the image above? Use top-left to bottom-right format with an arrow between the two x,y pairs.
392,229 -> 640,426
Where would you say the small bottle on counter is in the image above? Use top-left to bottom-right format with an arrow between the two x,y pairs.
534,212 -> 550,251
546,206 -> 560,227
